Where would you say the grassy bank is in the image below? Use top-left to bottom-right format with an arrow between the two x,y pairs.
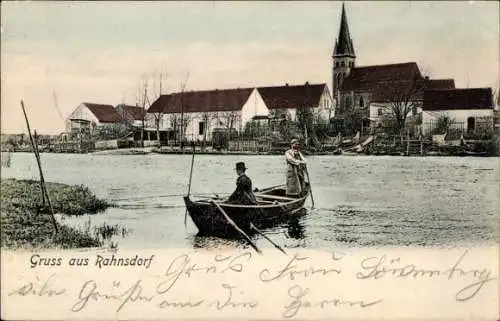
1,179 -> 113,249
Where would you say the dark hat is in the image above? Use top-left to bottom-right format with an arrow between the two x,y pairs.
235,162 -> 247,171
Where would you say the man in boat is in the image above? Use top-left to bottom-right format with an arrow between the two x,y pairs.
227,162 -> 257,205
285,139 -> 307,196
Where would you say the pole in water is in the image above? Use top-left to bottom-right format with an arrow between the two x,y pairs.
305,166 -> 315,209
250,223 -> 286,255
184,142 -> 196,227
212,201 -> 261,254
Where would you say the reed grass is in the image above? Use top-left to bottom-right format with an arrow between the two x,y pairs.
1,179 -> 114,249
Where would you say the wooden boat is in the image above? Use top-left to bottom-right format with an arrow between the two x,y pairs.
183,183 -> 310,237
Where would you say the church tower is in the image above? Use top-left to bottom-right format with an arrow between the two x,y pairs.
332,3 -> 356,107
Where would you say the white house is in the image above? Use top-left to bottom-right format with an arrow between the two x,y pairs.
257,82 -> 333,122
147,88 -> 269,142
421,88 -> 494,135
66,102 -> 123,136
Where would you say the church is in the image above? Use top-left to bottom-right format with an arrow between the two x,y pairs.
330,4 -> 494,135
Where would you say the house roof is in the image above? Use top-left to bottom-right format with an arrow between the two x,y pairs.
341,62 -> 422,92
423,88 -> 493,111
257,83 -> 327,110
333,3 -> 355,57
148,88 -> 254,114
82,103 -> 122,123
424,78 -> 455,90
117,104 -> 146,120
371,79 -> 424,103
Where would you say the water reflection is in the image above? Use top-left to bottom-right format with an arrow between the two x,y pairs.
285,210 -> 307,240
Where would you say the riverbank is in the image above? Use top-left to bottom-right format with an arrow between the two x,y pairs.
0,179 -> 112,249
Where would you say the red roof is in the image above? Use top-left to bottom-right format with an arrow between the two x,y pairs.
117,104 -> 146,120
257,83 -> 327,110
83,103 -> 122,123
423,88 -> 493,111
341,62 -> 422,92
148,88 -> 254,114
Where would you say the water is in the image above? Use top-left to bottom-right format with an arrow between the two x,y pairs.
2,152 -> 498,250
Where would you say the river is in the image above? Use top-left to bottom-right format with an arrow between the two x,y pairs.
2,152 -> 498,250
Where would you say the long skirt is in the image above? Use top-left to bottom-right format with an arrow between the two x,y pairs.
286,167 -> 305,196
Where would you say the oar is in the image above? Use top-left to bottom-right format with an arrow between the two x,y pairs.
304,166 -> 315,209
249,223 -> 286,255
184,143 -> 196,227
211,201 -> 261,254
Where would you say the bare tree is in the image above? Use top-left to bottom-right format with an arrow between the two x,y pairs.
378,73 -> 426,140
179,72 -> 190,150
146,72 -> 167,147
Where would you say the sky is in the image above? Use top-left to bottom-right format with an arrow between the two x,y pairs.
1,1 -> 498,134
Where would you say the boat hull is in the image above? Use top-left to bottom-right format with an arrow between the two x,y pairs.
183,184 -> 309,237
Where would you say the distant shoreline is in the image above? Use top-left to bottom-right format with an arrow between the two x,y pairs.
2,148 -> 495,157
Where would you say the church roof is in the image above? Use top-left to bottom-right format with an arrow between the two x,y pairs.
333,3 -> 355,57
257,83 -> 327,110
423,88 -> 493,111
148,88 -> 254,114
341,62 -> 422,92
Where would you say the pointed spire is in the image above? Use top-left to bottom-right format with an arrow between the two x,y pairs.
334,2 -> 355,57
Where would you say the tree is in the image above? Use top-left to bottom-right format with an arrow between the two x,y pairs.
433,115 -> 456,135
378,73 -> 427,140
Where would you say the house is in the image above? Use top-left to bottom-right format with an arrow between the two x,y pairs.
257,82 -> 333,122
66,102 -> 123,137
115,104 -> 147,128
147,88 -> 268,142
368,77 -> 456,128
421,88 -> 495,136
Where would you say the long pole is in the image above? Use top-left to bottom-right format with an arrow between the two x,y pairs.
184,143 -> 196,227
212,201 -> 261,254
250,223 -> 286,255
305,166 -> 315,209
21,100 -> 58,235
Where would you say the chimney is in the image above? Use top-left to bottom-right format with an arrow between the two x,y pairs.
305,81 -> 310,86
285,83 -> 289,86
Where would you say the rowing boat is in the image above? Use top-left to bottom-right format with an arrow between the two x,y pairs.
183,183 -> 310,237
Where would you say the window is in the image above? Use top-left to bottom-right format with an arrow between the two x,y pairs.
359,96 -> 364,108
378,108 -> 383,116
335,62 -> 339,68
341,61 -> 345,67
198,121 -> 205,135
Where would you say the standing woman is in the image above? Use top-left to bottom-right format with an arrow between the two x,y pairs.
285,139 -> 307,196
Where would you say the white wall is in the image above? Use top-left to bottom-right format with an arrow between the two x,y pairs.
240,89 -> 269,126
313,86 -> 334,120
422,109 -> 494,135
67,104 -> 100,124
369,103 -> 393,125
66,103 -> 100,132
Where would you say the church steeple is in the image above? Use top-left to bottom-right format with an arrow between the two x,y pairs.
334,3 -> 355,57
332,3 -> 356,109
